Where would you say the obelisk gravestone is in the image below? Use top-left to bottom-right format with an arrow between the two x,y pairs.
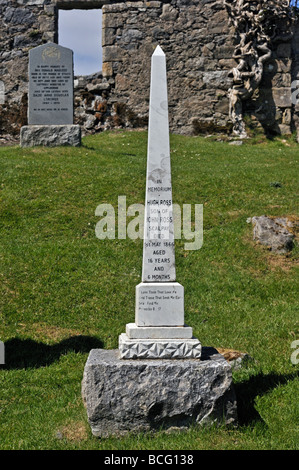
82,46 -> 237,437
20,42 -> 81,147
118,46 -> 201,359
142,45 -> 176,285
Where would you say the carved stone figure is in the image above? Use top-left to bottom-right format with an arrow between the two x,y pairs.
224,0 -> 297,138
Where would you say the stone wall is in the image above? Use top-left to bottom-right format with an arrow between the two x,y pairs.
0,0 -> 298,141
100,0 -> 235,136
243,40 -> 295,136
292,19 -> 299,142
0,0 -> 57,139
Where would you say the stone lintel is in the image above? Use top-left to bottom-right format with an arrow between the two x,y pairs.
57,1 -> 110,9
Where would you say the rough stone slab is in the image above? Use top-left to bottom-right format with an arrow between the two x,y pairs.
249,215 -> 295,253
126,322 -> 193,339
272,87 -> 292,108
20,125 -> 81,147
82,348 -> 237,437
119,333 -> 201,359
102,45 -> 122,62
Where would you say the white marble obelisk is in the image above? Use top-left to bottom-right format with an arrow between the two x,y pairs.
142,45 -> 176,284
119,46 -> 201,359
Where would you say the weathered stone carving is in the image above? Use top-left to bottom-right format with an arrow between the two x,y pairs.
224,0 -> 297,138
119,334 -> 202,359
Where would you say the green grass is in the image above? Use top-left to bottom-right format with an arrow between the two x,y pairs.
0,131 -> 298,450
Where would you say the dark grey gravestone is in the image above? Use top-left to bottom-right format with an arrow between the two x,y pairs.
28,42 -> 74,125
21,43 -> 81,147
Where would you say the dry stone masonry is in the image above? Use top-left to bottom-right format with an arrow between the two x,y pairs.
1,0 -> 299,141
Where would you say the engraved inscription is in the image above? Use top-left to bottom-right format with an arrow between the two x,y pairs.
136,282 -> 184,327
143,171 -> 175,281
138,286 -> 182,313
31,64 -> 72,113
142,47 -> 176,282
28,43 -> 73,125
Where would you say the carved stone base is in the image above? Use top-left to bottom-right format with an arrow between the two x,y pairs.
118,333 -> 202,359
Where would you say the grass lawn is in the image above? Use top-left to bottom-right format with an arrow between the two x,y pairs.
0,130 -> 298,450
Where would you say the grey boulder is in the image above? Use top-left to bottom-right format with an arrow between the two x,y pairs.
82,348 -> 237,437
249,215 -> 295,254
20,125 -> 81,147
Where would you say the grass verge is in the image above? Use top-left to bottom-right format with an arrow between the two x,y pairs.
0,131 -> 298,449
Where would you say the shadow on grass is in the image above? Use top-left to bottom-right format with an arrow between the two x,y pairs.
234,371 -> 298,426
1,335 -> 103,369
2,339 -> 298,431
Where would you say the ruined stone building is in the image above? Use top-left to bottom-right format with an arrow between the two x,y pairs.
1,0 -> 299,140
